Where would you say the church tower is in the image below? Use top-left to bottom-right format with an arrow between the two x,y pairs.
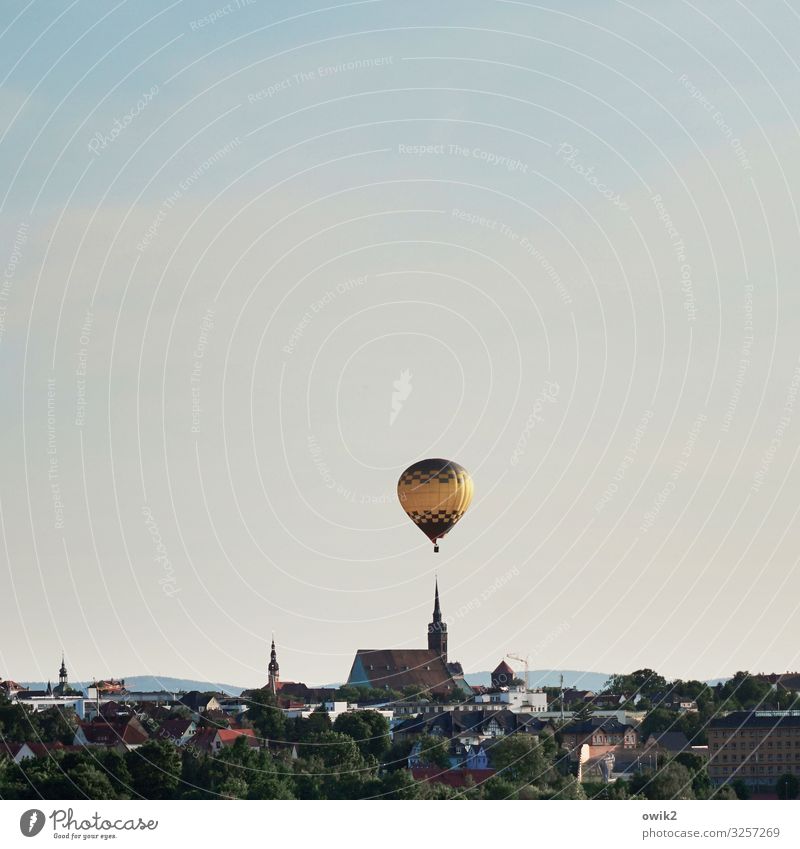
427,578 -> 448,662
268,638 -> 280,695
59,654 -> 68,689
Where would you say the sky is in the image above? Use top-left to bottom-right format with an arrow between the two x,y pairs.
2,0 -> 800,688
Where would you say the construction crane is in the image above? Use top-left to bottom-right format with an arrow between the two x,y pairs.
507,653 -> 530,691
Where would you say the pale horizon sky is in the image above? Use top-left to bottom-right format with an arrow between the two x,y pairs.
2,0 -> 800,689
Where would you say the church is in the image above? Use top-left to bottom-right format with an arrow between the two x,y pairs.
346,580 -> 472,697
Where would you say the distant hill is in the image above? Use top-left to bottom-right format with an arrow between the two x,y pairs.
465,669 -> 611,691
18,676 -> 245,696
17,671 -> 731,696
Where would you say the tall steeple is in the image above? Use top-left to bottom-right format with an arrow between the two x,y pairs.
59,653 -> 68,687
427,577 -> 448,662
268,637 -> 280,695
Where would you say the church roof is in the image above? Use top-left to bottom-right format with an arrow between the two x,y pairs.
492,660 -> 515,677
347,649 -> 460,695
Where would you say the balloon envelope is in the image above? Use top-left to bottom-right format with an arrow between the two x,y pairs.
397,458 -> 473,550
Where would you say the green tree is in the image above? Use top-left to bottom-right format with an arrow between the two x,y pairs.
36,706 -> 77,743
632,762 -> 695,800
731,778 -> 750,800
383,736 -> 415,772
64,762 -> 119,799
490,735 -> 551,787
245,688 -> 287,743
416,734 -> 451,769
483,776 -> 519,799
719,672 -> 771,710
126,740 -> 181,799
604,669 -> 667,699
710,784 -> 738,799
333,710 -> 391,759
776,773 -> 799,800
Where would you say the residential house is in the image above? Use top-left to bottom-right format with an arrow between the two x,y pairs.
560,716 -> 639,760
185,726 -> 259,755
74,716 -> 150,751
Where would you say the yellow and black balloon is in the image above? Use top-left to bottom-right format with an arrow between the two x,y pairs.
397,459 -> 474,552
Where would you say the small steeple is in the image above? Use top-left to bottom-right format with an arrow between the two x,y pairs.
59,653 -> 68,685
268,636 -> 280,695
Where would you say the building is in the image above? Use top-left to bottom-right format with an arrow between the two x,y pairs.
52,655 -> 78,697
394,708 -> 554,745
244,640 -> 335,707
177,691 -> 222,715
0,678 -> 23,697
473,688 -> 548,712
74,716 -> 150,751
268,638 -> 280,695
155,718 -> 197,746
346,579 -> 472,697
560,716 -> 639,761
0,741 -> 72,763
408,738 -> 498,787
756,673 -> 800,696
708,710 -> 800,787
490,660 -> 516,689
86,679 -> 127,700
185,727 -> 259,755
643,731 -> 692,755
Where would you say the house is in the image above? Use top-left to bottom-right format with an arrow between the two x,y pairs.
156,718 -> 196,746
560,716 -> 639,759
393,708 -> 554,745
74,716 -> 150,751
178,691 -> 222,715
408,738 -> 498,788
562,689 -> 596,706
644,731 -> 692,754
0,742 -> 36,763
409,738 -> 490,770
0,741 -> 72,762
591,693 -> 634,709
0,679 -> 23,697
755,673 -> 800,695
86,679 -> 127,700
201,709 -> 233,728
185,726 -> 259,755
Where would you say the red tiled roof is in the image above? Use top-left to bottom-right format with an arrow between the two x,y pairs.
26,742 -> 67,757
217,728 -> 258,747
0,741 -> 27,758
411,766 -> 496,788
348,649 -> 462,695
79,717 -> 149,746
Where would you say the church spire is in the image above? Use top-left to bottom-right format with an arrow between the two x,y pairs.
268,636 -> 280,696
427,577 -> 448,662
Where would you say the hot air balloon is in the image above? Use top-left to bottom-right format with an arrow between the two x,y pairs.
397,458 -> 473,552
